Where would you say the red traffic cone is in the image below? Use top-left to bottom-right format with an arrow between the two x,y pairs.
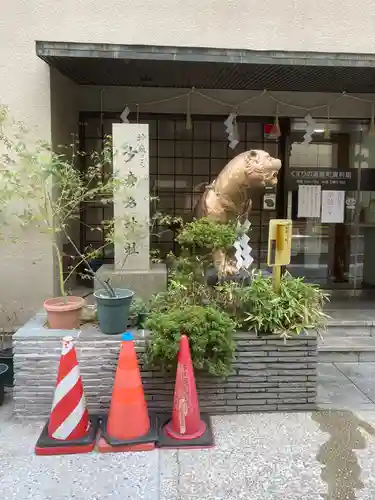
158,334 -> 214,449
35,336 -> 98,456
98,332 -> 158,453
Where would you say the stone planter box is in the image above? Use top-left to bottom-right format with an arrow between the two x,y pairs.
13,312 -> 317,419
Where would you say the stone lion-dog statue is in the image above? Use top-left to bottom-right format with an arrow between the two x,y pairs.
193,149 -> 281,276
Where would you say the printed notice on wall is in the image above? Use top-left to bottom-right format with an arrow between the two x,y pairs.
297,185 -> 321,218
321,190 -> 345,223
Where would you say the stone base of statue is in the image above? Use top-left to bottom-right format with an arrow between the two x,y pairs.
94,263 -> 167,301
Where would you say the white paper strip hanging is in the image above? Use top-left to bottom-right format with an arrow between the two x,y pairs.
302,114 -> 317,145
234,220 -> 253,270
120,106 -> 130,123
224,113 -> 239,150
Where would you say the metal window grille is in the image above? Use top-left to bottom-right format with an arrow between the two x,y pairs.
78,112 -> 279,266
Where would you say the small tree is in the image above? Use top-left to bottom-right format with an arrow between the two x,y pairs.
0,105 -> 183,300
0,106 -> 138,300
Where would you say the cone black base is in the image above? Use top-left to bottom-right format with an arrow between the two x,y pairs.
35,416 -> 99,456
99,412 -> 158,447
157,413 -> 215,449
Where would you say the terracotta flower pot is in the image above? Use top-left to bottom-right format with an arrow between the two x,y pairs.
44,296 -> 85,330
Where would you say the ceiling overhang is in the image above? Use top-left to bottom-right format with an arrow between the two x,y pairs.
36,41 -> 375,93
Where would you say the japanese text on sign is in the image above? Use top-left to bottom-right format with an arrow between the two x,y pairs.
287,168 -> 354,190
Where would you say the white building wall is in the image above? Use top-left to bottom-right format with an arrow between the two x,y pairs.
0,66 -> 80,329
1,0 -> 375,327
0,6 -> 53,329
7,0 -> 375,54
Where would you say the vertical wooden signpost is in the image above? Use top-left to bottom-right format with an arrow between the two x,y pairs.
267,219 -> 293,293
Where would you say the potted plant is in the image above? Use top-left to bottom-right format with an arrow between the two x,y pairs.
0,108 -> 136,330
66,246 -> 136,335
93,280 -> 135,335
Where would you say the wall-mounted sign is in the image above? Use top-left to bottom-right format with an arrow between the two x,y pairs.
287,167 -> 375,191
263,193 -> 276,210
287,168 -> 355,190
321,191 -> 345,223
297,185 -> 321,218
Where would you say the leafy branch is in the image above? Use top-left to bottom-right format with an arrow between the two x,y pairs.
0,107 -> 140,299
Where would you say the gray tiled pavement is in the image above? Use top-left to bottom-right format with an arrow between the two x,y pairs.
317,362 -> 375,410
0,393 -> 159,500
2,362 -> 375,499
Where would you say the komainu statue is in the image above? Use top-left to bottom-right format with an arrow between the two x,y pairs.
193,149 -> 281,276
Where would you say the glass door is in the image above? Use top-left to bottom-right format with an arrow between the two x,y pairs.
355,130 -> 375,289
285,120 -> 372,290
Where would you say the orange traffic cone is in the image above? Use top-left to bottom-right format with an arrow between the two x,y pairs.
157,334 -> 214,449
35,336 -> 98,456
98,332 -> 158,453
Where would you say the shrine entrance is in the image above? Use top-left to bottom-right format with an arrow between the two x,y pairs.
78,111 -> 375,293
36,41 -> 375,294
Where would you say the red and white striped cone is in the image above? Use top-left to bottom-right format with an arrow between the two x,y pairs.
47,336 -> 89,440
35,336 -> 98,456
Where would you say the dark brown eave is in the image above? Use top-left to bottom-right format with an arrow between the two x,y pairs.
36,41 -> 375,92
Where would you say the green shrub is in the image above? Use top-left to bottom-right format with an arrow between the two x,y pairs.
145,305 -> 236,377
148,279 -> 211,313
211,281 -> 255,328
128,297 -> 149,328
176,218 -> 238,251
145,217 -> 329,379
242,271 -> 330,337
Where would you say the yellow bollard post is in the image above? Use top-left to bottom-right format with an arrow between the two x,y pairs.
272,265 -> 281,294
267,219 -> 293,294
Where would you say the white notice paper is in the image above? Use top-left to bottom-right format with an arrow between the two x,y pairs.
321,190 -> 345,223
297,185 -> 321,218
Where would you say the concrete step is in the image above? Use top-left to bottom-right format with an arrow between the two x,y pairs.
318,336 -> 375,362
323,306 -> 375,337
324,319 -> 374,337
